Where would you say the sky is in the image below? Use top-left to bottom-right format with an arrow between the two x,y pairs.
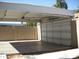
0,0 -> 79,10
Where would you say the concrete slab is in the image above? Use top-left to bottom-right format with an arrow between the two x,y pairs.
10,41 -> 71,55
0,42 -> 19,54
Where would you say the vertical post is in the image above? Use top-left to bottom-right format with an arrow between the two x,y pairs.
75,20 -> 79,48
37,22 -> 41,41
73,13 -> 79,48
71,20 -> 78,48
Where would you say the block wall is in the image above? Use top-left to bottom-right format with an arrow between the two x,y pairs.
41,20 -> 71,46
0,27 -> 37,41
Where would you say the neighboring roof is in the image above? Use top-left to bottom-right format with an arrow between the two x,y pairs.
0,2 -> 74,19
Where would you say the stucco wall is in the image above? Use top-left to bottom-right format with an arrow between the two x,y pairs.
0,26 -> 37,41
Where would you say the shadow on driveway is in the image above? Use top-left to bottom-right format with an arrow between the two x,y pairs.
10,41 -> 71,55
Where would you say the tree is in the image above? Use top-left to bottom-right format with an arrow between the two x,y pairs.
54,0 -> 62,8
54,0 -> 68,9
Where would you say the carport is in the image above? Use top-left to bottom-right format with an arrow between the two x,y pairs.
0,2 -> 78,55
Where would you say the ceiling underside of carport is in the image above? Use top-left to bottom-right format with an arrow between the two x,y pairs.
0,2 -> 74,21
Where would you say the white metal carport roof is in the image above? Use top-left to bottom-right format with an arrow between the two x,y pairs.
0,2 -> 74,21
